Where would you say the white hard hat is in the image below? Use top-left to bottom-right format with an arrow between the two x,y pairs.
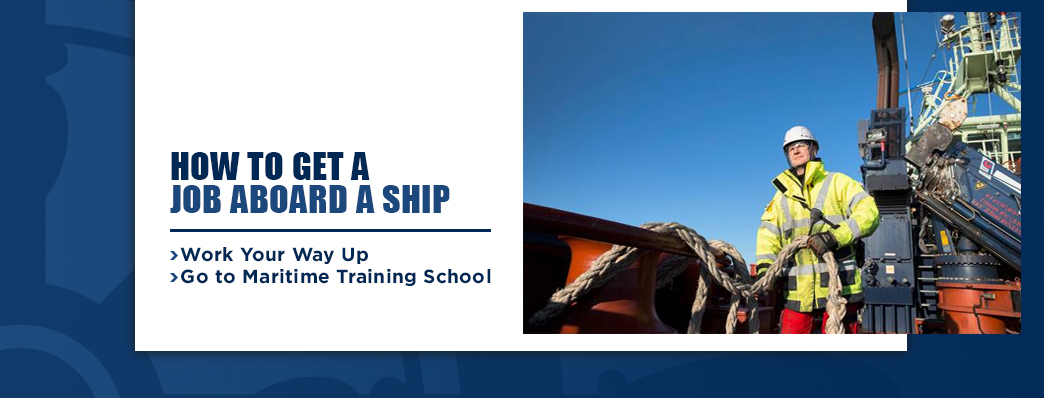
782,126 -> 818,151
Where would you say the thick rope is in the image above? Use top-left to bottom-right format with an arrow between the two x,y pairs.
527,222 -> 849,334
822,249 -> 848,334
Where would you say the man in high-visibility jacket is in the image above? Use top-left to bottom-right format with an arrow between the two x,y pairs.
755,126 -> 880,334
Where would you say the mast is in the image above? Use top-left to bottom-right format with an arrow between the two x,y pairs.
909,13 -> 1021,172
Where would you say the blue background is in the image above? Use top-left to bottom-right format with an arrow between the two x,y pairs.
1,1 -> 1032,397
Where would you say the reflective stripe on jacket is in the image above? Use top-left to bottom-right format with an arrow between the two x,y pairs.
755,160 -> 880,312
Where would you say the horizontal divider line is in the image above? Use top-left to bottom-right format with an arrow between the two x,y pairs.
170,229 -> 491,232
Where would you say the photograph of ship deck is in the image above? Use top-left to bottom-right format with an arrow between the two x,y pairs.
523,12 -> 1021,334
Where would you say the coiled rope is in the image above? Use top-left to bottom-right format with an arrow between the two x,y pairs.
527,222 -> 848,334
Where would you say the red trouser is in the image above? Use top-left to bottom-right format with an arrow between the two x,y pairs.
780,303 -> 861,334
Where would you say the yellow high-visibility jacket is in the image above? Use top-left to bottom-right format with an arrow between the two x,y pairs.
755,160 -> 880,312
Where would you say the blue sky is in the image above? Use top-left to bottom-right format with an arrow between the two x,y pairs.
523,12 -> 1021,261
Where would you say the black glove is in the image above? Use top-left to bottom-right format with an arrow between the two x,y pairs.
808,232 -> 838,257
754,264 -> 770,282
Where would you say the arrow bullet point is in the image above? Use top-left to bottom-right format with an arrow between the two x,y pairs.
170,273 -> 177,282
171,251 -> 177,260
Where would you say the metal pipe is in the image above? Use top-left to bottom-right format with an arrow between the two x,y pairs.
963,113 -> 1021,126
991,84 -> 1022,112
966,12 -> 984,52
873,12 -> 901,109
